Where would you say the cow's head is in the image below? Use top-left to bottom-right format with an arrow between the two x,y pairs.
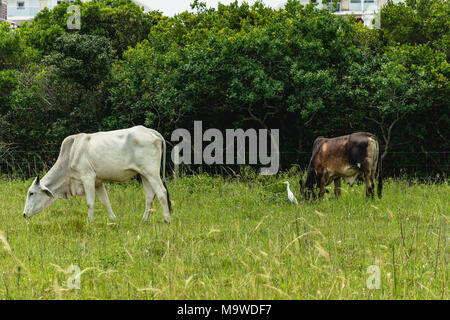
23,175 -> 55,218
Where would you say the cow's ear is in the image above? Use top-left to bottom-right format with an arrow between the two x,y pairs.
41,186 -> 54,198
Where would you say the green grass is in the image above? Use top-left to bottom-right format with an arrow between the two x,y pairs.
0,171 -> 448,299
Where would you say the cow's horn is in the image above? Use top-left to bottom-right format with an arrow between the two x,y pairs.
35,175 -> 40,185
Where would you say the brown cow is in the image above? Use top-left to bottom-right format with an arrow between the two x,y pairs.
300,132 -> 382,199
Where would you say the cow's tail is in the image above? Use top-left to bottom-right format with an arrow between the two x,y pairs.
160,133 -> 167,182
153,130 -> 172,213
375,135 -> 383,199
162,137 -> 173,212
161,136 -> 173,213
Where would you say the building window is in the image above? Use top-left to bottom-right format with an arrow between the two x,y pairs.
326,0 -> 340,12
350,0 -> 375,10
17,1 -> 25,9
351,0 -> 376,3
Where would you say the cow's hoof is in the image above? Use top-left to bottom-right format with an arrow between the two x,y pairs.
164,217 -> 171,224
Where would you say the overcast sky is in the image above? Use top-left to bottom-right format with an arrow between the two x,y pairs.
135,0 -> 286,16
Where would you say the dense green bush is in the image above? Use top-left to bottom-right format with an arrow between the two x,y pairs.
0,0 -> 448,177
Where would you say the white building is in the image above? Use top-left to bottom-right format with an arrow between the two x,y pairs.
4,0 -> 61,25
1,1 -> 7,21
4,0 -> 151,26
279,0 -> 405,28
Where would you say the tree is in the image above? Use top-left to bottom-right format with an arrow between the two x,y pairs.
381,0 -> 449,51
0,22 -> 38,69
18,0 -> 160,57
1,0 -> 448,176
108,2 -> 366,163
43,33 -> 115,88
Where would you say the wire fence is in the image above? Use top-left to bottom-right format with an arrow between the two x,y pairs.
1,148 -> 449,179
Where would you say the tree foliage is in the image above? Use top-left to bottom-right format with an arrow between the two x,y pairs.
0,0 -> 448,176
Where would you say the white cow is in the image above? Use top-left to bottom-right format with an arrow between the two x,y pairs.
23,126 -> 172,223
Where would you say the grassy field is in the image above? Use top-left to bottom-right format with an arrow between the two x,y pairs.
0,171 -> 448,299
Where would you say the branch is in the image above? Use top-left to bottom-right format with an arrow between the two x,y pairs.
247,104 -> 269,131
436,126 -> 448,143
381,112 -> 402,160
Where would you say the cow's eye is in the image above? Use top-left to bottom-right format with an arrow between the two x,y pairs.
29,192 -> 34,196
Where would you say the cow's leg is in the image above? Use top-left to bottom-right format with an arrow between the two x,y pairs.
141,176 -> 156,223
309,188 -> 316,200
334,178 -> 341,198
317,174 -> 326,198
142,174 -> 170,224
96,184 -> 116,220
364,170 -> 375,198
82,176 -> 96,221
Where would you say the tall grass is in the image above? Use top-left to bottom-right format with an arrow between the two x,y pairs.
0,171 -> 448,299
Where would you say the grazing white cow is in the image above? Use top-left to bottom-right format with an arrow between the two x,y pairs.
23,126 -> 172,223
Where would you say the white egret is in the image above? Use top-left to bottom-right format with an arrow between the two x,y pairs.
282,181 -> 298,204
282,181 -> 301,239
